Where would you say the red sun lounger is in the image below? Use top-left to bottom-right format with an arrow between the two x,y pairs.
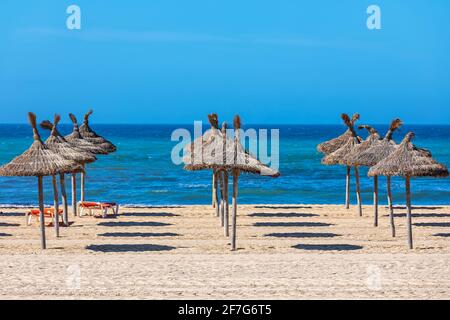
78,202 -> 119,218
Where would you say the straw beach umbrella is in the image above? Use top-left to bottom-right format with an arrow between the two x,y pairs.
317,113 -> 361,209
65,113 -> 107,216
0,113 -> 81,249
77,110 -> 117,203
79,110 -> 117,153
344,125 -> 382,219
322,114 -> 363,216
184,114 -> 280,251
40,115 -> 97,227
348,119 -> 402,234
185,113 -> 222,217
369,132 -> 448,249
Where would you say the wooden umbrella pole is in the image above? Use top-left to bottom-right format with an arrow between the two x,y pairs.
405,176 -> 413,249
38,176 -> 46,249
354,167 -> 362,216
71,173 -> 77,216
231,170 -> 239,251
212,172 -> 216,208
220,171 -> 225,227
345,166 -> 351,209
81,164 -> 86,202
51,175 -> 60,237
60,173 -> 69,226
387,176 -> 395,237
214,171 -> 220,217
373,175 -> 379,227
224,171 -> 229,237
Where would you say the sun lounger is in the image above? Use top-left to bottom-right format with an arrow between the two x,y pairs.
26,208 -> 64,226
78,202 -> 119,218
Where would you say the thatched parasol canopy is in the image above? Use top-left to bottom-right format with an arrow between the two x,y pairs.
183,114 -> 280,177
321,114 -> 361,166
79,110 -> 117,153
348,119 -> 402,167
368,132 -> 448,249
40,115 -> 97,165
0,113 -> 82,177
344,125 -> 381,166
65,113 -> 109,155
317,113 -> 361,154
369,132 -> 449,178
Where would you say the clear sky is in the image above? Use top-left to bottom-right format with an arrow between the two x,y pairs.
0,0 -> 449,124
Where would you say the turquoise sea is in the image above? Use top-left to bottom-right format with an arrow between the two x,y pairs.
0,124 -> 449,206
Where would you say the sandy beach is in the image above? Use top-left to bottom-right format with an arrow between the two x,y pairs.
1,204 -> 450,299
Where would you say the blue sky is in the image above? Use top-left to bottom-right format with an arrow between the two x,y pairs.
0,0 -> 449,124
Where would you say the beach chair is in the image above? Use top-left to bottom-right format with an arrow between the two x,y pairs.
26,208 -> 64,226
78,201 -> 119,218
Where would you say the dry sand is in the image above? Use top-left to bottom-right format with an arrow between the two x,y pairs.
1,204 -> 450,299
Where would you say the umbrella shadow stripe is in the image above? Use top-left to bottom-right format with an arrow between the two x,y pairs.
253,222 -> 333,227
97,232 -> 180,238
414,222 -> 450,227
97,221 -> 173,227
85,244 -> 176,253
119,212 -> 180,217
292,244 -> 363,251
248,212 -> 319,218
0,233 -> 13,237
265,232 -> 341,238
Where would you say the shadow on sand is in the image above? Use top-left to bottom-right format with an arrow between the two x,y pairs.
265,232 -> 340,238
120,212 -> 179,217
293,244 -> 363,251
0,212 -> 24,217
249,212 -> 319,218
391,206 -> 444,210
254,222 -> 333,227
254,205 -> 313,209
86,244 -> 176,252
414,222 -> 450,227
0,222 -> 20,227
434,233 -> 450,237
384,213 -> 450,218
0,233 -> 12,237
97,221 -> 172,227
98,232 -> 180,238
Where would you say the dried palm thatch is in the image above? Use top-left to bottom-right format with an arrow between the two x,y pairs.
40,115 -> 97,165
317,113 -> 361,154
344,125 -> 381,166
369,132 -> 448,178
321,114 -> 361,165
0,112 -> 82,250
349,119 -> 402,167
79,110 -> 117,153
0,113 -> 82,177
65,113 -> 109,155
369,132 -> 449,249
